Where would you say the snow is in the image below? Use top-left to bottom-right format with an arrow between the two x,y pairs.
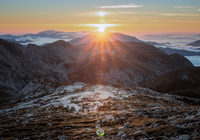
0,83 -> 128,115
1,82 -> 200,127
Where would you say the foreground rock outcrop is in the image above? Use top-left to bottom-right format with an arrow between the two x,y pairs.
0,83 -> 200,139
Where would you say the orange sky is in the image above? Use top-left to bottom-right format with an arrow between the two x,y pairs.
0,0 -> 200,35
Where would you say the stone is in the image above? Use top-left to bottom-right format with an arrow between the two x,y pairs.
117,131 -> 125,137
58,135 -> 68,140
124,122 -> 130,128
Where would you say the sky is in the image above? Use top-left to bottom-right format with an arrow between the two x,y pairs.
1,0 -> 200,35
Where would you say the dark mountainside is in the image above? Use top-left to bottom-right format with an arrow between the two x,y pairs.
1,37 -> 200,140
0,38 -> 193,102
187,39 -> 200,47
140,66 -> 200,98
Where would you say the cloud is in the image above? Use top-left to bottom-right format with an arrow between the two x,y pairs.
142,34 -> 196,40
160,14 -> 200,16
160,14 -> 185,16
198,9 -> 200,11
97,3 -> 143,9
174,6 -> 194,9
118,12 -> 136,14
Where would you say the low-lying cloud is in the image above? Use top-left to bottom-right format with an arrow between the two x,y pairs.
97,3 -> 143,9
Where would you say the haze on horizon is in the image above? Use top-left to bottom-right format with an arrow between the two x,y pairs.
0,0 -> 200,35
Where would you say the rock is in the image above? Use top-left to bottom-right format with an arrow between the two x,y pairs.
95,124 -> 101,128
133,131 -> 142,135
95,120 -> 100,124
121,133 -> 128,138
142,131 -> 149,137
58,135 -> 68,140
117,131 -> 125,137
48,123 -> 53,126
102,115 -> 115,122
83,128 -> 91,131
118,127 -> 124,130
177,135 -> 192,140
140,138 -> 149,140
82,134 -> 88,137
168,137 -> 176,140
124,122 -> 130,128
162,136 -> 168,140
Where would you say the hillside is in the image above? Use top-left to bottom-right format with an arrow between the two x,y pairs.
140,66 -> 200,98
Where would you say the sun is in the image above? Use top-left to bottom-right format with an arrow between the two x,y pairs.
98,27 -> 105,32
98,11 -> 105,17
87,24 -> 116,33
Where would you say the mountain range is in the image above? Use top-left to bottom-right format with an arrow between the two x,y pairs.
0,35 -> 193,102
1,32 -> 200,140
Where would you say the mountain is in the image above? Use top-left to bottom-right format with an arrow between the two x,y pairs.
68,32 -> 144,45
37,30 -> 65,35
140,66 -> 200,98
0,30 -> 91,45
0,37 -> 193,102
187,39 -> 200,47
1,38 -> 200,140
159,47 -> 200,56
0,39 -> 70,102
65,41 -> 193,86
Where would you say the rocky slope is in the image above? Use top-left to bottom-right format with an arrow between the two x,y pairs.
140,66 -> 200,98
0,82 -> 200,139
0,37 -> 193,102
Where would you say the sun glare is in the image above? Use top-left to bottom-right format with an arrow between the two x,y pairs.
98,11 -> 105,17
99,27 -> 105,32
87,24 -> 116,33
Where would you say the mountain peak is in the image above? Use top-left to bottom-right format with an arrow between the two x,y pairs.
68,32 -> 143,45
187,39 -> 200,47
44,40 -> 73,48
37,30 -> 64,35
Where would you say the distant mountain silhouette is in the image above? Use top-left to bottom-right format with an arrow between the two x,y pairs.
187,39 -> 200,47
68,32 -> 144,45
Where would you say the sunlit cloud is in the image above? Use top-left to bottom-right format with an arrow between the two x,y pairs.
160,14 -> 200,16
174,6 -> 194,9
198,9 -> 200,11
97,3 -> 143,9
118,12 -> 136,14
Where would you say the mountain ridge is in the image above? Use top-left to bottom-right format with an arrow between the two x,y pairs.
0,38 -> 194,102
